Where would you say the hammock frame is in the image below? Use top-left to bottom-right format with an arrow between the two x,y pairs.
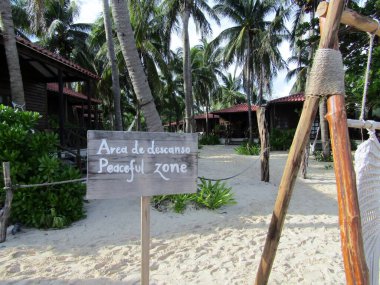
255,1 -> 379,284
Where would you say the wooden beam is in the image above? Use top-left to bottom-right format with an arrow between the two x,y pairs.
317,1 -> 380,37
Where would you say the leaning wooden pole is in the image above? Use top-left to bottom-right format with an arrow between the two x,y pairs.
254,0 -> 347,284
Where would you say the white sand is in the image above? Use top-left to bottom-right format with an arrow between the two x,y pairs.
0,145 -> 345,284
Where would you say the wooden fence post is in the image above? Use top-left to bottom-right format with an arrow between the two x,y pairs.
0,162 -> 13,243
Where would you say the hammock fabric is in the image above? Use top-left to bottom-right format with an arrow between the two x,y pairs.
355,131 -> 380,285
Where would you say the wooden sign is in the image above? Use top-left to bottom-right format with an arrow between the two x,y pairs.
87,131 -> 198,199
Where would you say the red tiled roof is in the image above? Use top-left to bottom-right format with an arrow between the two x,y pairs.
269,93 -> 305,104
211,103 -> 258,114
194,113 -> 220,120
47,83 -> 101,104
15,36 -> 100,80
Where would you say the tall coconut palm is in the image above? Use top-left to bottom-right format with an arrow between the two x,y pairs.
252,6 -> 288,182
129,0 -> 172,114
102,0 -> 123,131
0,0 -> 26,107
215,72 -> 245,108
213,0 -> 288,181
110,0 -> 163,132
160,0 -> 219,133
39,0 -> 91,63
213,0 -> 277,144
191,39 -> 223,133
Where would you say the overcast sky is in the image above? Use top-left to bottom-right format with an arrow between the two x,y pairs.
76,0 -> 296,99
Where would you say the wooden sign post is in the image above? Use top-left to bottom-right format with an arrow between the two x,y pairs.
87,131 -> 198,284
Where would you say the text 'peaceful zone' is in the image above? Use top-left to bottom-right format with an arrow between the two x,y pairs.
87,131 -> 198,198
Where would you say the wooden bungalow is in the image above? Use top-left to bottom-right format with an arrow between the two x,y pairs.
194,113 -> 220,134
211,103 -> 258,141
0,34 -> 100,148
267,93 -> 305,129
267,93 -> 320,139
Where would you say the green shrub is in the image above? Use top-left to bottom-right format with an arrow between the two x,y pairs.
235,142 -> 260,155
194,178 -> 236,210
199,134 -> 220,145
152,178 -> 236,213
270,128 -> 296,151
0,105 -> 85,228
313,150 -> 334,162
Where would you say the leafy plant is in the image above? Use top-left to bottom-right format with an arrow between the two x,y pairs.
199,134 -> 220,145
235,142 -> 260,155
195,178 -> 236,210
270,128 -> 296,151
0,105 -> 86,229
313,151 -> 334,162
152,178 -> 236,213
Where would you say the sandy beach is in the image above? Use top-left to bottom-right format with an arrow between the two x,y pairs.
0,145 -> 345,284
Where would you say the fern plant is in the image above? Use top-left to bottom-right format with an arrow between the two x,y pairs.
195,178 -> 236,210
235,142 -> 261,155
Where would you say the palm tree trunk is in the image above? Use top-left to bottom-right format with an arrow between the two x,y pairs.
110,0 -> 163,133
244,48 -> 253,144
182,5 -> 193,133
301,7 -> 316,177
319,97 -> 330,158
0,0 -> 26,107
205,103 -> 209,135
102,0 -> 123,131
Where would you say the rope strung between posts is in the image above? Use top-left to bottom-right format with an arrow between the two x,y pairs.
14,178 -> 86,189
305,49 -> 346,99
10,147 -> 268,188
199,147 -> 269,182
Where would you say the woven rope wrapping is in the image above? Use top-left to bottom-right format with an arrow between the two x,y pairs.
355,132 -> 380,285
305,49 -> 345,97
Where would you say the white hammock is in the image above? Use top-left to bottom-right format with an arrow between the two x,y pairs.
355,130 -> 380,285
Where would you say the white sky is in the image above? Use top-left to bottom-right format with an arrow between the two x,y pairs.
76,0 -> 295,98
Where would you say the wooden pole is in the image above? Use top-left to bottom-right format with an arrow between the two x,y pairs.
254,0 -> 346,284
326,97 -> 369,284
319,2 -> 369,284
317,1 -> 380,37
0,162 -> 12,243
141,196 -> 150,285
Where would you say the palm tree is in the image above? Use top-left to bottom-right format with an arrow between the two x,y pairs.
128,0 -> 172,114
216,72 -> 245,108
102,0 -> 123,131
191,39 -> 223,133
213,0 -> 288,181
160,0 -> 219,133
253,7 -> 288,181
39,0 -> 91,63
0,0 -> 26,106
213,0 -> 276,144
110,0 -> 163,132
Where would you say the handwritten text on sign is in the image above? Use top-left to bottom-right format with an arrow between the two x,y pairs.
87,131 -> 198,199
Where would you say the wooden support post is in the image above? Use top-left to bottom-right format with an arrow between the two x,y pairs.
58,70 -> 65,147
254,96 -> 320,285
141,196 -> 150,285
0,162 -> 13,243
319,1 -> 369,283
254,0 -> 347,284
326,96 -> 369,284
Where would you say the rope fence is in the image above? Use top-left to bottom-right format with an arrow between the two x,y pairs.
5,147 -> 270,190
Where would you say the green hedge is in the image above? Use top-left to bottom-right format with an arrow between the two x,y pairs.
270,128 -> 296,151
0,105 -> 85,228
